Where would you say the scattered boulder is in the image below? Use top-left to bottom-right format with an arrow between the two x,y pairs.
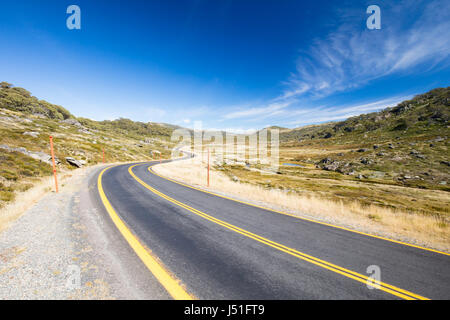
370,171 -> 385,179
441,161 -> 450,167
317,157 -> 354,174
410,150 -> 426,159
65,157 -> 83,168
62,118 -> 82,127
78,128 -> 93,135
0,144 -> 58,165
357,148 -> 368,153
23,131 -> 40,138
323,162 -> 341,172
319,158 -> 333,164
360,158 -> 373,165
373,145 -> 379,149
144,138 -> 157,144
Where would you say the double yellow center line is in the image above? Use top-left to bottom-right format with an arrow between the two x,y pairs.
98,166 -> 193,300
126,164 -> 429,300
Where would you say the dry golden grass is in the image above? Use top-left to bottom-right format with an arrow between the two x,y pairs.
154,155 -> 450,252
0,176 -> 54,233
0,164 -> 105,233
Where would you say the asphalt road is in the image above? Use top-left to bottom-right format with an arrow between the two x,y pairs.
94,160 -> 450,300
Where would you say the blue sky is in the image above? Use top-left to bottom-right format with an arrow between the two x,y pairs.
1,0 -> 449,132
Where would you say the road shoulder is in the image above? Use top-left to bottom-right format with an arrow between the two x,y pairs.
0,164 -> 170,299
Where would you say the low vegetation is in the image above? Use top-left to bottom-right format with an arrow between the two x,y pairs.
0,151 -> 53,204
277,87 -> 449,192
217,87 -> 449,218
0,81 -> 177,210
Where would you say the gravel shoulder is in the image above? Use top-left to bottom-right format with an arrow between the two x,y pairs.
0,164 -> 170,300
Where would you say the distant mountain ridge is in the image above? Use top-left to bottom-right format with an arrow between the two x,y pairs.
0,81 -> 178,139
279,87 -> 449,143
0,81 -> 179,208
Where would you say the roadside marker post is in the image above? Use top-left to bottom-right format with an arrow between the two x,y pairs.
207,147 -> 210,187
49,136 -> 58,193
103,148 -> 105,164
160,152 -> 162,164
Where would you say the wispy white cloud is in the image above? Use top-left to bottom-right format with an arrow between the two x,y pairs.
283,0 -> 450,99
223,101 -> 292,120
285,96 -> 409,127
200,1 -> 447,130
217,1 -> 448,128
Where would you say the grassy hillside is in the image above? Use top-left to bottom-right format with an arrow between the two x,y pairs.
218,88 -> 449,218
276,87 -> 450,188
0,82 -> 177,208
280,87 -> 449,142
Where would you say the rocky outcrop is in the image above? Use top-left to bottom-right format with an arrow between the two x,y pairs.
23,131 -> 40,138
61,118 -> 82,127
0,144 -> 58,165
360,158 -> 373,165
65,157 -> 83,168
410,150 -> 426,159
317,158 -> 352,174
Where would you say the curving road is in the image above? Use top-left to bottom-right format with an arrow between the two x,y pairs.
93,160 -> 450,300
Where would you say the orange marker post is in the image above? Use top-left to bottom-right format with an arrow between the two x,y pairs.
103,148 -> 105,164
49,136 -> 58,193
207,147 -> 210,187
